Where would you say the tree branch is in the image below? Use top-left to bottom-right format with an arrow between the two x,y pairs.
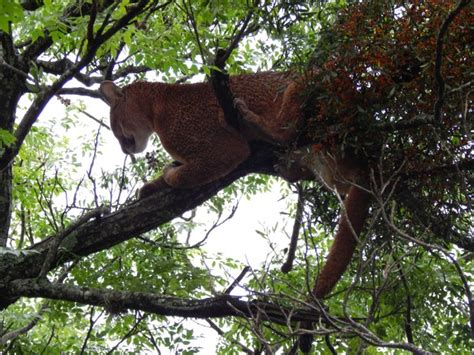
37,59 -> 152,86
6,277 -> 430,353
209,5 -> 257,133
0,302 -> 48,345
281,183 -> 305,273
7,278 -> 322,325
56,87 -> 103,98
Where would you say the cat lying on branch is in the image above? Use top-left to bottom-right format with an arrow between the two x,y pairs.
100,71 -> 370,352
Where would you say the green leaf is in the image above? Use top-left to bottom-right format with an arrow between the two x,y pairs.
0,0 -> 23,33
0,128 -> 16,148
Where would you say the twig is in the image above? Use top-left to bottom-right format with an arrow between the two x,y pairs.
206,319 -> 254,354
344,320 -> 430,354
189,201 -> 239,248
80,307 -> 104,355
0,302 -> 49,345
139,200 -> 240,250
224,266 -> 251,294
398,264 -> 414,344
181,1 -> 206,65
106,312 -> 146,354
57,94 -> 110,129
38,206 -> 110,278
444,253 -> 474,340
39,325 -> 55,355
87,125 -> 103,208
144,326 -> 161,353
78,105 -> 110,130
379,199 -> 474,341
281,184 -> 305,273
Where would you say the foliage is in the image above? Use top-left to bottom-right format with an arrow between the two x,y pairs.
301,1 -> 472,247
0,0 -> 23,33
0,0 -> 472,354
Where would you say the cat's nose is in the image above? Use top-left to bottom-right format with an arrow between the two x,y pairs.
121,135 -> 136,154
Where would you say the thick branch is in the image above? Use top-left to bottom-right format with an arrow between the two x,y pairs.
7,278 -> 322,325
0,144 -> 278,310
5,277 -> 431,354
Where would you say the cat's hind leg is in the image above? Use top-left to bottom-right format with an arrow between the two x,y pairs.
233,81 -> 302,143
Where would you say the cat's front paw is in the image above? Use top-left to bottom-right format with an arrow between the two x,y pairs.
138,177 -> 169,199
233,97 -> 250,115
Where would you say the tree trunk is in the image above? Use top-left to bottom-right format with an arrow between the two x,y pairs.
0,167 -> 12,247
0,37 -> 27,245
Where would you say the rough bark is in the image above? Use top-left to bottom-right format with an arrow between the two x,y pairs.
7,278 -> 323,325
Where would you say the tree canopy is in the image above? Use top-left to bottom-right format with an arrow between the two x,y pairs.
0,0 -> 472,353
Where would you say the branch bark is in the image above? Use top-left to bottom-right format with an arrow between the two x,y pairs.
6,278 -> 322,325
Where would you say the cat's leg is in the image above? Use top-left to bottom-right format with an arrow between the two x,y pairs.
163,140 -> 250,188
139,136 -> 250,196
234,81 -> 302,143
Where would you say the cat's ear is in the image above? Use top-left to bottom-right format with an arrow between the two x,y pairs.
99,81 -> 123,106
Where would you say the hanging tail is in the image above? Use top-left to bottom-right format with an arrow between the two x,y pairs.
299,185 -> 371,352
